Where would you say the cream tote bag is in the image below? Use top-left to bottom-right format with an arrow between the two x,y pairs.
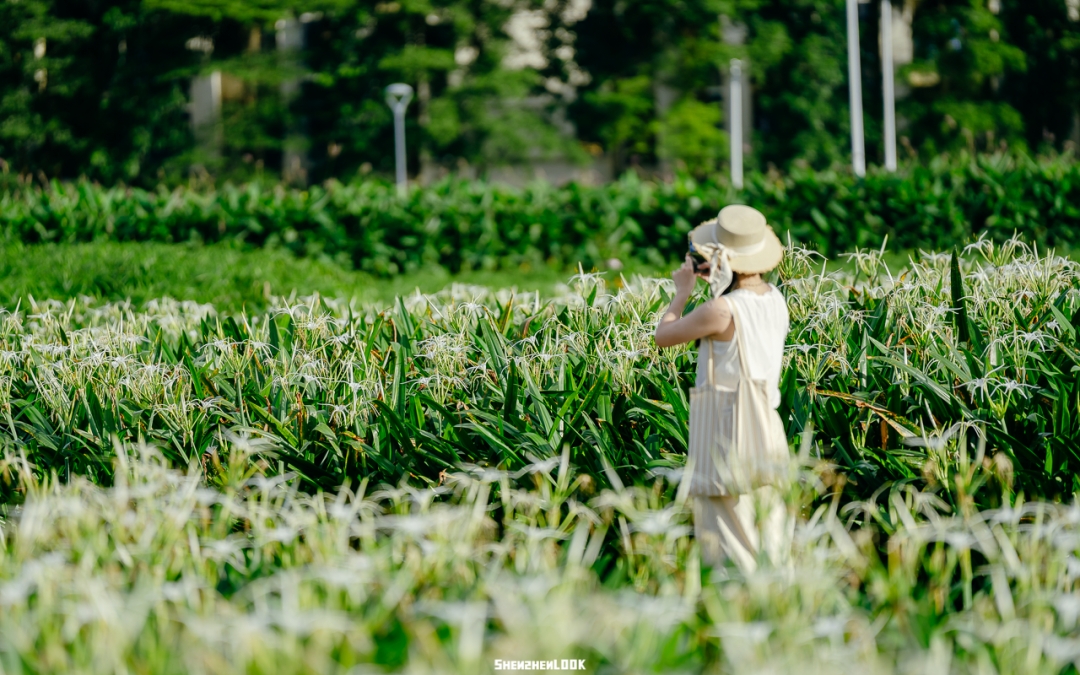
688,301 -> 790,495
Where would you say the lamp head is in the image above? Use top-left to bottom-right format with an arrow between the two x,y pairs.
385,83 -> 414,110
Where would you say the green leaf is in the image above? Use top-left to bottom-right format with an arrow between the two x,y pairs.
950,248 -> 971,345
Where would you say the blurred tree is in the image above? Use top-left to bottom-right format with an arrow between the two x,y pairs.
144,0 -> 336,182
657,97 -> 728,175
300,0 -> 580,183
568,0 -> 874,174
0,0 -> 197,183
740,0 -> 854,170
999,0 -> 1080,152
0,0 -> 1077,185
568,0 -> 1068,174
900,0 -> 1027,155
568,0 -> 743,177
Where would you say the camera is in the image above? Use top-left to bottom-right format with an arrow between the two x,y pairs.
688,235 -> 709,270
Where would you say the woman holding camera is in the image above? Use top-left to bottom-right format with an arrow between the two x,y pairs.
653,205 -> 793,572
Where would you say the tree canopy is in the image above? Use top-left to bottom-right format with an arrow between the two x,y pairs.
0,0 -> 1077,185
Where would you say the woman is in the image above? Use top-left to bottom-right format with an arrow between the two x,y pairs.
654,204 -> 792,572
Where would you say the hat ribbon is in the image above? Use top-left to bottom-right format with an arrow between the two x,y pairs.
693,222 -> 768,298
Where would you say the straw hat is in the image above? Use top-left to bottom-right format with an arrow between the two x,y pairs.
688,204 -> 784,274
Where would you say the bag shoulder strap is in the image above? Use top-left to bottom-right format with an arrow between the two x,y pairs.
703,295 -> 752,387
728,296 -> 753,380
704,333 -> 715,387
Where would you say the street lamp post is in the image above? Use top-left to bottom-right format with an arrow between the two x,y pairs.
881,0 -> 898,172
846,0 -> 866,177
729,59 -> 744,190
385,83 -> 414,195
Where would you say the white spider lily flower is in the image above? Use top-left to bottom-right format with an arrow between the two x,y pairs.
567,270 -> 606,287
189,397 -> 227,412
511,456 -> 561,479
507,523 -> 570,542
646,466 -> 685,484
200,338 -> 236,353
257,526 -> 299,545
324,403 -> 351,424
1012,289 -> 1037,301
902,422 -> 963,450
0,350 -> 25,363
457,301 -> 486,317
243,339 -> 273,353
33,343 -> 71,357
1016,330 -> 1049,348
454,463 -> 510,483
224,430 -> 280,455
961,377 -> 992,399
918,251 -> 953,266
993,379 -> 1037,396
964,238 -> 993,256
203,536 -> 250,561
375,512 -> 452,537
628,506 -> 688,536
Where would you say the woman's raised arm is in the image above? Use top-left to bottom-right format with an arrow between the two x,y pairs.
654,255 -> 732,348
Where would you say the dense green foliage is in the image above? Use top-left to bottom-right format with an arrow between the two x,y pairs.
4,157 -> 1080,276
1,0 -> 1077,183
0,0 -> 197,182
571,0 -> 1079,172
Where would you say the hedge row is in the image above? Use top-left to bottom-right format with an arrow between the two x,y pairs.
3,156 -> 1079,274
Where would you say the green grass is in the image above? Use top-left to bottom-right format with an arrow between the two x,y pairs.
2,240 -> 1021,314
0,241 -> 671,312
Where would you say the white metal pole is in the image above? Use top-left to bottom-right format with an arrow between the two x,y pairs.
882,0 -> 897,172
730,59 -> 744,189
846,0 -> 866,177
385,83 -> 413,196
393,108 -> 407,191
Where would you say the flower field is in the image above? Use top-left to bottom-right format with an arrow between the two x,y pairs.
5,439 -> 1080,674
0,236 -> 1076,504
1,236 -> 1080,673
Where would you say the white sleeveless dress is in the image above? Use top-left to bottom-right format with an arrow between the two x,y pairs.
688,285 -> 790,497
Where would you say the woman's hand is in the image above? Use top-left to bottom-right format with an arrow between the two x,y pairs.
672,255 -> 698,296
